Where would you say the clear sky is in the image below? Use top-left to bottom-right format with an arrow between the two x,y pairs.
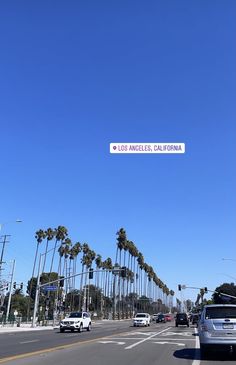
0,0 -> 235,303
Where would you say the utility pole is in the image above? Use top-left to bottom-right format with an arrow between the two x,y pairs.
0,235 -> 11,307
0,235 -> 11,279
32,255 -> 42,327
6,260 -> 16,320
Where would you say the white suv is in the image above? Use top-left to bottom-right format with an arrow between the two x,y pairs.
60,311 -> 91,333
133,313 -> 151,327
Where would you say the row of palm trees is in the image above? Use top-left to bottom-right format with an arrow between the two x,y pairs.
30,226 -> 175,319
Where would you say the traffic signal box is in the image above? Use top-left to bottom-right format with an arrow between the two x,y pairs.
89,268 -> 94,279
121,267 -> 127,278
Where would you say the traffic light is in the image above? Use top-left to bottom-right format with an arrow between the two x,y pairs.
121,266 -> 127,278
59,276 -> 64,287
89,268 -> 94,279
204,287 -> 208,293
178,284 -> 182,291
13,282 -> 16,289
20,282 -> 23,290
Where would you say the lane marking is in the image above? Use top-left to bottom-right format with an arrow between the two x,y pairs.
104,337 -> 195,341
162,331 -> 192,337
19,340 -> 39,344
127,331 -> 157,336
99,341 -> 125,345
192,327 -> 200,365
125,327 -> 171,350
153,341 -> 185,346
0,330 -> 134,364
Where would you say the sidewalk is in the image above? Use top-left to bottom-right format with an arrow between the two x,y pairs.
0,323 -> 58,333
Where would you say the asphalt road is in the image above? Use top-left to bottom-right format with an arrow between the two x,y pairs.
0,321 -> 236,365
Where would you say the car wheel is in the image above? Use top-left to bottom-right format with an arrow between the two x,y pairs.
78,324 -> 83,333
87,323 -> 91,331
60,328 -> 65,333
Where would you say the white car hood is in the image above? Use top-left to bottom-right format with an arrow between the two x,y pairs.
62,318 -> 81,322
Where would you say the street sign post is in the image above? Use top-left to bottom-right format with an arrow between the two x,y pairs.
42,286 -> 57,291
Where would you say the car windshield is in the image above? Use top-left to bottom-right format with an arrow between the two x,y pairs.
135,314 -> 146,318
205,307 -> 236,319
69,312 -> 82,318
177,314 -> 186,318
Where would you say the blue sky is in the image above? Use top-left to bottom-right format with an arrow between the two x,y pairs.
0,0 -> 235,303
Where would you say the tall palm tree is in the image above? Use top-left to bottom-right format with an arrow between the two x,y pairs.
79,243 -> 90,310
42,228 -> 55,273
72,242 -> 82,289
67,242 -> 82,311
115,228 -> 127,319
27,229 -> 46,321
32,229 -> 46,278
137,252 -> 144,297
49,225 -> 68,275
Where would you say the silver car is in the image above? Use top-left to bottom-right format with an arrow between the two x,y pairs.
198,304 -> 236,356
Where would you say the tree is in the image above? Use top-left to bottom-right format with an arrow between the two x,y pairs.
27,229 -> 46,320
27,272 -> 60,320
212,283 -> 236,304
4,291 -> 29,318
42,228 -> 55,273
49,226 -> 68,275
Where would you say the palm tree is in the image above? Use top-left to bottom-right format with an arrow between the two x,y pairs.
79,243 -> 90,310
49,225 -> 68,275
68,242 -> 82,310
33,229 -> 46,278
42,228 -> 54,273
115,228 -> 127,319
27,229 -> 46,321
137,252 -> 144,297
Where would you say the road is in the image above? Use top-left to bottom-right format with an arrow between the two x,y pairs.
0,321 -> 235,365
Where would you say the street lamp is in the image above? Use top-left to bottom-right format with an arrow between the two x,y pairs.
0,219 -> 22,230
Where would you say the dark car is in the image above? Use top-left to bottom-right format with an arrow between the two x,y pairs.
156,314 -> 166,323
175,313 -> 189,327
191,313 -> 199,325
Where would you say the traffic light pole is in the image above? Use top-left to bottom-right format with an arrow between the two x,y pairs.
178,284 -> 236,301
6,260 -> 15,321
32,266 -> 126,327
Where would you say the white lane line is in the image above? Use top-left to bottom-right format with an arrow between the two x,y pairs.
107,337 -> 195,341
125,327 -> 171,350
153,341 -> 185,346
192,327 -> 200,365
99,341 -> 125,345
19,340 -> 39,344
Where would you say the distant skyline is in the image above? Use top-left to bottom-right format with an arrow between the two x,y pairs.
0,0 -> 236,303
